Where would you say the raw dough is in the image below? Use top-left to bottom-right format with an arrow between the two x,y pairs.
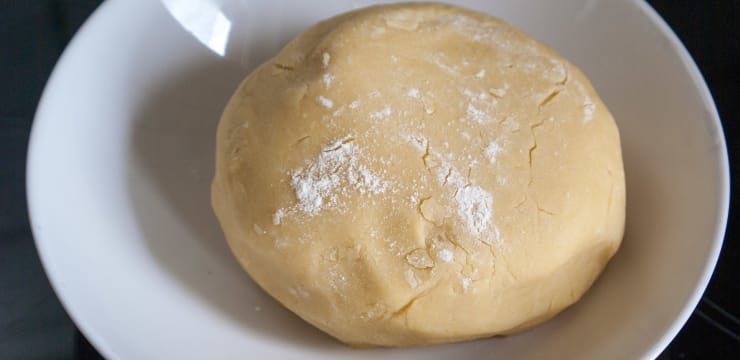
212,2 -> 625,347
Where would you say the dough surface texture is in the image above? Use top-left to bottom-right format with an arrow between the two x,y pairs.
212,2 -> 625,347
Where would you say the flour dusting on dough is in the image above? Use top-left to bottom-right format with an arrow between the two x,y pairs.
279,136 -> 390,218
485,141 -> 503,164
455,185 -> 493,236
318,96 -> 334,109
403,134 -> 495,237
322,73 -> 335,88
583,102 -> 596,123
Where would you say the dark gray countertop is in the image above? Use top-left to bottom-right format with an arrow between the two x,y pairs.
1,1 -> 737,358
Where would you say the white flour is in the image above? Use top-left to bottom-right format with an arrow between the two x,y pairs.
322,73 -> 335,88
454,185 -> 493,236
583,101 -> 596,123
406,134 -> 495,237
282,136 -> 389,217
437,249 -> 454,263
370,106 -> 392,120
485,141 -> 503,164
317,95 -> 334,109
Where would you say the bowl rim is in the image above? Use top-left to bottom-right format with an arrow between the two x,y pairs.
26,0 -> 121,357
632,1 -> 730,358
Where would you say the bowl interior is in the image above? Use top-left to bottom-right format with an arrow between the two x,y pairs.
28,0 -> 728,359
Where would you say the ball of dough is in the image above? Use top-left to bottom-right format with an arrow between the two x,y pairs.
212,3 -> 625,347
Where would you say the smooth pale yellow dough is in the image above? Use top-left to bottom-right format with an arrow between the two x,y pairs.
212,3 -> 625,347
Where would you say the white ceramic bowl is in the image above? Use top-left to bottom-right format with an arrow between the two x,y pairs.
27,0 -> 729,359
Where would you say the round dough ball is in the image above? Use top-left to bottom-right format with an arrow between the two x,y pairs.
212,3 -> 625,347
